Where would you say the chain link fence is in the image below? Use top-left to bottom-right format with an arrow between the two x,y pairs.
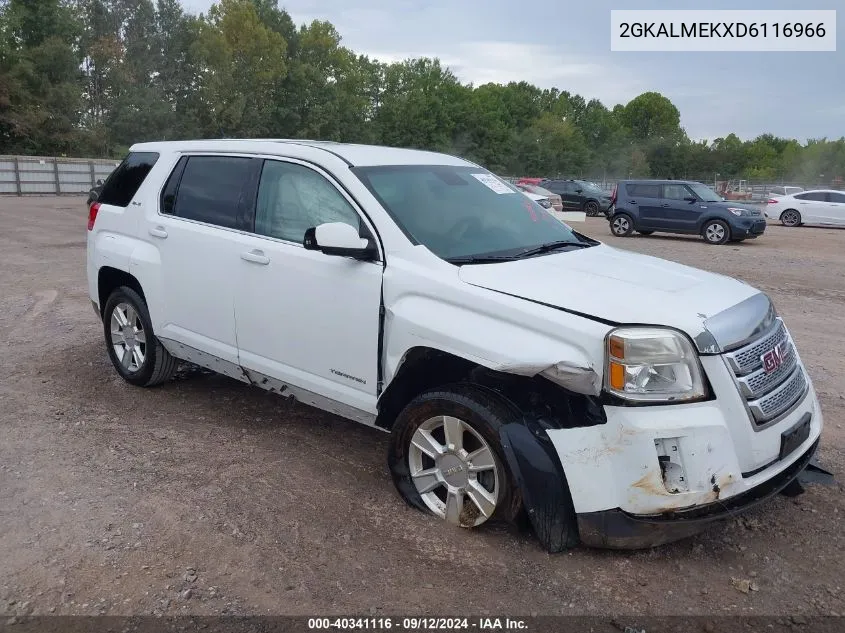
0,155 -> 121,195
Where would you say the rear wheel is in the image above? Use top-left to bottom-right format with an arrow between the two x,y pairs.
781,209 -> 801,227
388,385 -> 521,528
702,220 -> 730,245
103,286 -> 177,387
610,213 -> 634,237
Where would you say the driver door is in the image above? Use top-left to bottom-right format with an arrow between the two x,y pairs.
234,158 -> 384,416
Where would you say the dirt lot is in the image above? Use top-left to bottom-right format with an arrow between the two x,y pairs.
1,197 -> 844,621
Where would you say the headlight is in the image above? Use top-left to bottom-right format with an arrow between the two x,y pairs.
727,207 -> 751,216
538,198 -> 552,208
605,327 -> 706,403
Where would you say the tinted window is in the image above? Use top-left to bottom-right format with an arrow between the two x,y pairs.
626,183 -> 661,198
829,192 -> 845,203
255,160 -> 361,243
161,156 -> 188,214
795,192 -> 828,202
98,152 -> 159,207
354,165 -> 589,261
172,156 -> 253,229
663,184 -> 693,200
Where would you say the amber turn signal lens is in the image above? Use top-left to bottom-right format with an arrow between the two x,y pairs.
609,336 -> 625,359
609,362 -> 625,390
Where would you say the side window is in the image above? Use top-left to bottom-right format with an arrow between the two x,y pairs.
98,151 -> 159,207
795,192 -> 828,202
254,160 -> 361,243
171,156 -> 254,229
627,184 -> 661,198
829,192 -> 845,203
161,156 -> 188,214
663,184 -> 693,200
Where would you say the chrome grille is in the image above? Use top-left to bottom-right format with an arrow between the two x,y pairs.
723,319 -> 808,426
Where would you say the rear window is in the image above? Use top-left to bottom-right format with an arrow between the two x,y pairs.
626,183 -> 661,198
795,192 -> 828,202
170,156 -> 254,229
98,152 -> 160,207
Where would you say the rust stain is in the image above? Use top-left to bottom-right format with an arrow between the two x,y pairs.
631,470 -> 669,497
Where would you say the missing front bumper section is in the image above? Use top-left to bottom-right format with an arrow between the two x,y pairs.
577,438 -> 819,549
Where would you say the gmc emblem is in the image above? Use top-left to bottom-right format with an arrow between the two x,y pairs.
761,341 -> 788,374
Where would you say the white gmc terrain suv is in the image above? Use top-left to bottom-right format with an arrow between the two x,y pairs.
86,140 -> 823,550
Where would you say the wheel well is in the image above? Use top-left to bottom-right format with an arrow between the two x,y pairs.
97,267 -> 145,316
374,347 -> 606,431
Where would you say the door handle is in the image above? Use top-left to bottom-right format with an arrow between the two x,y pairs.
149,226 -> 168,239
661,203 -> 671,207
241,249 -> 270,265
628,200 -> 638,204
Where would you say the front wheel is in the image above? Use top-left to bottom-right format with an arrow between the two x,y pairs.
388,385 -> 521,528
702,220 -> 730,245
584,200 -> 600,216
610,213 -> 634,237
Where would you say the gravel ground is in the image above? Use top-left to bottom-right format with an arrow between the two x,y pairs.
1,197 -> 843,621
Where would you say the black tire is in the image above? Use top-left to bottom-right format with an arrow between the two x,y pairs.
636,230 -> 654,235
584,200 -> 600,216
780,209 -> 801,227
702,219 -> 731,245
609,213 -> 635,237
102,286 -> 177,387
388,383 -> 522,528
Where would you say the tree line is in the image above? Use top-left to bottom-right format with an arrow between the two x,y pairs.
1,0 -> 843,183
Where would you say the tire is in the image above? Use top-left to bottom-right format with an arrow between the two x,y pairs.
584,200 -> 600,217
636,230 -> 654,235
780,209 -> 801,227
102,286 -> 177,387
388,384 -> 522,529
702,219 -> 731,245
609,213 -> 634,237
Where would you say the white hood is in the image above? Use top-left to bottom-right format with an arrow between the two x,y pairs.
458,244 -> 760,344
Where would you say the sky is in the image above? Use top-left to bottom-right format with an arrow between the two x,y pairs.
183,0 -> 843,143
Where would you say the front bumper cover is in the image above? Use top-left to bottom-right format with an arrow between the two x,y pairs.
576,438 -> 818,549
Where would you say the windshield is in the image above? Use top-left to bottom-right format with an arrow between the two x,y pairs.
353,165 -> 591,261
688,183 -> 723,202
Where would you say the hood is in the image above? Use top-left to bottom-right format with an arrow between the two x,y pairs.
458,244 -> 763,352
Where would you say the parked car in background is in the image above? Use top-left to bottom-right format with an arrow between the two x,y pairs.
539,179 -> 613,216
608,180 -> 766,244
765,190 -> 845,227
87,140 -> 821,551
515,183 -> 563,211
767,185 -> 804,198
522,191 -> 585,223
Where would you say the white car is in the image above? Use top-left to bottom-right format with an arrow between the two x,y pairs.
522,191 -> 585,223
765,189 -> 845,227
87,140 -> 822,550
767,185 -> 804,198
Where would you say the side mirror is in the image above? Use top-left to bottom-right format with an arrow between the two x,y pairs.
684,196 -> 698,203
97,179 -> 104,186
575,188 -> 583,193
304,222 -> 377,260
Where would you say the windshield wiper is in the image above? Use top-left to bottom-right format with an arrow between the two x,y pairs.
445,255 -> 517,265
512,240 -> 593,259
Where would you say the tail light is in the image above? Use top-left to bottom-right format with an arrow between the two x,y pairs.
767,199 -> 779,204
610,184 -> 617,205
88,202 -> 101,231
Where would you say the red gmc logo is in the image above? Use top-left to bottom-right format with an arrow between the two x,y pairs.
761,341 -> 787,374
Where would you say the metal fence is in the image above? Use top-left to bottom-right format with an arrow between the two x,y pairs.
0,155 -> 121,195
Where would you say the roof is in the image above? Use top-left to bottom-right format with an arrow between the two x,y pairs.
128,139 -> 475,168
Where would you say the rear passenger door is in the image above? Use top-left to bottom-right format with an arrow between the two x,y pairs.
661,183 -> 701,232
546,181 -> 579,210
793,192 -> 827,224
827,192 -> 845,226
148,154 -> 261,369
625,183 -> 662,228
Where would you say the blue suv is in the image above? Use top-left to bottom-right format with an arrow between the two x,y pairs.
607,180 -> 767,245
